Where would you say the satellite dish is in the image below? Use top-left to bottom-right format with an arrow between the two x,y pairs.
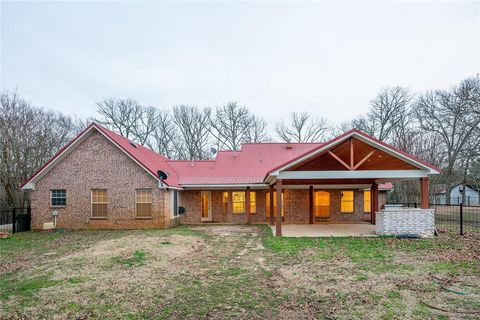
157,170 -> 168,180
210,147 -> 217,155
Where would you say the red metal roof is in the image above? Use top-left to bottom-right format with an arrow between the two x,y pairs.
379,183 -> 393,191
95,125 -> 181,188
167,143 -> 323,185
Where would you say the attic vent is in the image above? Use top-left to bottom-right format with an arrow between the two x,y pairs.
130,142 -> 137,148
286,144 -> 293,149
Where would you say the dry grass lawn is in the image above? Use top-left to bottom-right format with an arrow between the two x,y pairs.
1,225 -> 479,319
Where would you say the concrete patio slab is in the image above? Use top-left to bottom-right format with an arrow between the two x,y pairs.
272,224 -> 377,237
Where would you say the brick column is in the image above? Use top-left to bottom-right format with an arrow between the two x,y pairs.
269,184 -> 274,226
371,183 -> 378,224
246,187 -> 251,224
420,177 -> 429,209
276,180 -> 282,236
309,186 -> 314,224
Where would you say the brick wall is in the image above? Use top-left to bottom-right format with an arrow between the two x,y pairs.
179,188 -> 387,224
179,190 -> 268,223
376,208 -> 434,236
30,130 -> 170,230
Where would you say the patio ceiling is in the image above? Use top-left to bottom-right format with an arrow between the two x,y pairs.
265,131 -> 440,184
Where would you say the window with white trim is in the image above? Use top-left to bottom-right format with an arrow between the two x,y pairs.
232,191 -> 246,214
172,190 -> 179,217
341,190 -> 354,213
91,189 -> 108,218
314,191 -> 330,217
136,189 -> 152,217
51,189 -> 66,207
249,191 -> 257,214
364,190 -> 371,213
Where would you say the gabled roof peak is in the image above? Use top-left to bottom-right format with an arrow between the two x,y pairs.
21,122 -> 181,189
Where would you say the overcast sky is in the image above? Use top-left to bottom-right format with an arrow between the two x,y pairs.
1,1 -> 479,127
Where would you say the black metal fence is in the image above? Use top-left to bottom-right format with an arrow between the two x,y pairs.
432,203 -> 480,235
0,208 -> 31,234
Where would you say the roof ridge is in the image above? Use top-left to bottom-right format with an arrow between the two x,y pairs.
167,160 -> 216,162
241,142 -> 324,145
96,124 -> 169,158
93,123 -> 181,186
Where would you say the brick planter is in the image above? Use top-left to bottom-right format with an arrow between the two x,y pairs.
375,208 -> 434,237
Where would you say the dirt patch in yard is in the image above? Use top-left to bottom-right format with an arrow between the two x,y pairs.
193,224 -> 257,236
49,233 -> 206,295
60,233 -> 203,261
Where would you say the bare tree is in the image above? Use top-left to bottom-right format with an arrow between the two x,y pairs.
0,91 -> 79,208
207,102 -> 251,150
173,105 -> 211,160
275,111 -> 329,143
244,115 -> 269,143
151,110 -> 178,159
330,121 -> 355,137
349,115 -> 372,135
458,128 -> 480,203
96,98 -> 143,139
469,156 -> 480,200
389,131 -> 445,203
347,87 -> 414,143
369,87 -> 413,141
414,77 -> 480,204
135,106 -> 159,145
96,98 -> 161,147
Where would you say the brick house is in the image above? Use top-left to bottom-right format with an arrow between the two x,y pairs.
21,123 -> 440,234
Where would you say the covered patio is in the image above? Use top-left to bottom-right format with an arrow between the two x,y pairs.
263,130 -> 440,236
270,223 -> 376,237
